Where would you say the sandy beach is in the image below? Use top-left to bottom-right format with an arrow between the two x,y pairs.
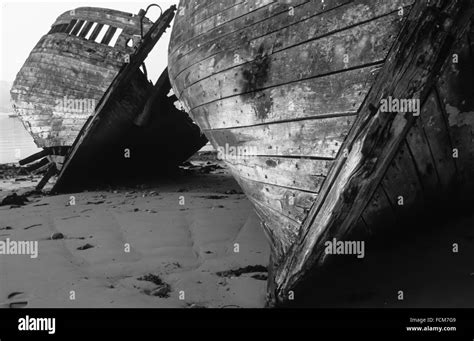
1,156 -> 473,309
0,158 -> 270,308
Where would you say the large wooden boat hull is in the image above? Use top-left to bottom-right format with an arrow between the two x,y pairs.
51,5 -> 207,192
51,67 -> 207,193
168,0 -> 474,306
11,7 -> 153,148
11,5 -> 207,191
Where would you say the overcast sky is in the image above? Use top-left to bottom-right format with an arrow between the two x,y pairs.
0,0 -> 177,83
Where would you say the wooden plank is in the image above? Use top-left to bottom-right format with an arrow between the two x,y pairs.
50,24 -> 69,34
33,33 -> 129,59
173,0 -> 276,50
65,19 -> 78,34
36,164 -> 57,191
180,12 -> 404,110
248,196 -> 300,258
270,0 -> 473,306
30,41 -> 126,66
19,150 -> 49,166
233,172 -> 318,224
14,74 -> 108,93
18,62 -> 118,81
101,26 -> 118,45
70,20 -> 85,36
19,55 -> 122,77
191,66 -> 378,130
419,92 -> 457,189
173,0 -> 412,92
25,158 -> 51,174
405,118 -> 440,196
13,72 -> 111,92
223,156 -> 332,193
89,23 -> 104,41
18,62 -> 121,86
173,0 -> 244,29
13,115 -> 91,133
12,86 -> 106,101
206,115 -> 356,159
13,75 -> 111,96
12,117 -> 89,131
14,57 -> 115,83
172,0 -> 259,50
13,87 -> 106,106
78,21 -> 94,38
171,0 -> 309,70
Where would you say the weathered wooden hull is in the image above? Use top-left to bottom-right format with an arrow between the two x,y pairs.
11,5 -> 207,191
11,7 -> 153,148
50,5 -> 207,192
168,0 -> 474,306
52,67 -> 207,193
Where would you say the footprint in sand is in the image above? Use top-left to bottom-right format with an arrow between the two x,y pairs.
0,292 -> 29,308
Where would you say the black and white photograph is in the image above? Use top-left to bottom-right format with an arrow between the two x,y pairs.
0,0 -> 473,336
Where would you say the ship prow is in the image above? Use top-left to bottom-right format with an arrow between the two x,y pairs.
168,0 -> 474,306
11,5 -> 207,192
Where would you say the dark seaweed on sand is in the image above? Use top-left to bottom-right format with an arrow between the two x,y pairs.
216,265 -> 268,278
138,274 -> 171,298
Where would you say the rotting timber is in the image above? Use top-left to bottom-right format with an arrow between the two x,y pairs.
168,0 -> 474,306
10,5 -> 207,191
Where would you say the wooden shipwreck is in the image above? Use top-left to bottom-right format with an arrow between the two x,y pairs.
168,0 -> 474,306
11,5 -> 207,191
